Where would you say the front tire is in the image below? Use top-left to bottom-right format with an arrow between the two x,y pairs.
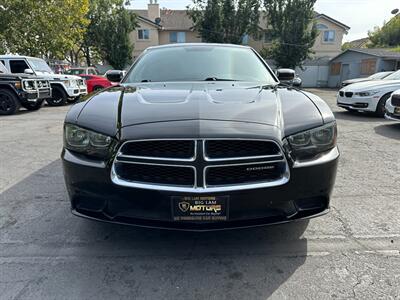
21,99 -> 44,111
375,93 -> 391,117
0,89 -> 20,115
47,86 -> 67,106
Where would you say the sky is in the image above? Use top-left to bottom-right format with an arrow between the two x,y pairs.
128,0 -> 400,42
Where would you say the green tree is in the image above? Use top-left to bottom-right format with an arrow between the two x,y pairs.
187,0 -> 261,44
368,15 -> 400,47
78,0 -> 137,68
262,0 -> 317,68
0,0 -> 89,59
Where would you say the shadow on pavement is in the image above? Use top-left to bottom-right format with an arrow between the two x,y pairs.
334,110 -> 385,123
0,160 -> 308,299
374,123 -> 400,140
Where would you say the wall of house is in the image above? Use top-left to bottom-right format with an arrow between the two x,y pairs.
312,18 -> 346,58
328,52 -> 383,87
159,30 -> 202,45
296,65 -> 330,88
130,20 -> 160,60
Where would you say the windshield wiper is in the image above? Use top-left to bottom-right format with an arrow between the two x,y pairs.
204,77 -> 238,81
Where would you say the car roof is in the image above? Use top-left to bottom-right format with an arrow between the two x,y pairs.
147,43 -> 252,51
0,55 -> 41,60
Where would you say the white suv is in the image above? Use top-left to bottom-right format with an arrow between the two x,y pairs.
0,55 -> 87,106
337,70 -> 400,117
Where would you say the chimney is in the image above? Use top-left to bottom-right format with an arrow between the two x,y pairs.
148,0 -> 160,23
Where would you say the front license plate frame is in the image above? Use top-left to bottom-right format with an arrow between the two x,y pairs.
172,196 -> 229,222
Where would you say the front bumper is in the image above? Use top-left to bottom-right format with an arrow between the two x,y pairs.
20,87 -> 52,102
62,147 -> 339,230
337,94 -> 380,112
65,85 -> 87,98
385,99 -> 400,121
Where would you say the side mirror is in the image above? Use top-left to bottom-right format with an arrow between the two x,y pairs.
106,70 -> 123,83
276,68 -> 295,82
24,69 -> 34,75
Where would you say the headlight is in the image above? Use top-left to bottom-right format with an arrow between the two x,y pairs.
64,124 -> 115,158
284,122 -> 337,161
23,80 -> 36,91
355,90 -> 379,97
70,80 -> 78,87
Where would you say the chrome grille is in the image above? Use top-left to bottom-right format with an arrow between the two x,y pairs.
111,139 -> 289,193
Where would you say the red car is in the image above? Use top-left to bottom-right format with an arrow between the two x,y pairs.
79,75 -> 114,93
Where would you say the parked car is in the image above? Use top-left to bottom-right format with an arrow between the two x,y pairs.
0,55 -> 87,106
62,44 -> 339,230
341,71 -> 394,87
385,89 -> 400,121
0,61 -> 51,115
276,68 -> 302,87
65,67 -> 99,76
337,70 -> 400,116
79,74 -> 114,93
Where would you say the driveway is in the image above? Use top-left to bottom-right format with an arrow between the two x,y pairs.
0,89 -> 399,299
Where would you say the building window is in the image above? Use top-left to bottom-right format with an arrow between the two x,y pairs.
138,29 -> 150,40
360,59 -> 377,75
323,30 -> 335,42
170,32 -> 186,43
316,23 -> 329,30
330,62 -> 341,75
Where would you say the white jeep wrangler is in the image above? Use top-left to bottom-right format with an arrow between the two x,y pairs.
0,55 -> 87,106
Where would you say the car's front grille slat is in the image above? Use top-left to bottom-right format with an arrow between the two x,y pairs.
114,162 -> 195,187
120,140 -> 195,160
112,139 -> 289,192
204,140 -> 281,160
205,162 -> 286,187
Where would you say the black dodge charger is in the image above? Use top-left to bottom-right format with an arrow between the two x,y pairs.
62,44 -> 339,230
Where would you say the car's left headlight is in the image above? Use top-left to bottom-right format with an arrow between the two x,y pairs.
64,124 -> 115,158
283,122 -> 337,161
355,90 -> 379,97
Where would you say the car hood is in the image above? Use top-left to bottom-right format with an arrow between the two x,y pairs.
343,78 -> 371,84
36,72 -> 82,81
73,82 -> 326,139
341,80 -> 400,92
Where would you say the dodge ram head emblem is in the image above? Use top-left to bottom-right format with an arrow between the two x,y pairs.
179,202 -> 190,212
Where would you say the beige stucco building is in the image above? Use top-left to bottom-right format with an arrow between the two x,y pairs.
131,1 -> 350,61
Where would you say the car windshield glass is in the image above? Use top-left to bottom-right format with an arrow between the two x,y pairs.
27,58 -> 53,73
368,72 -> 390,80
383,70 -> 400,80
124,46 -> 277,84
0,62 -> 7,73
65,69 -> 85,75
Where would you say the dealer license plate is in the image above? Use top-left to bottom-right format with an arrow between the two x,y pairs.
172,196 -> 229,222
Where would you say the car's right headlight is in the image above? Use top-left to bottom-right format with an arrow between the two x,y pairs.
64,124 -> 115,158
283,122 -> 337,161
354,90 -> 379,97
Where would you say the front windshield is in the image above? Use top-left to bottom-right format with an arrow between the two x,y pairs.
0,62 -> 8,73
27,58 -> 53,73
125,46 -> 277,84
65,69 -> 85,75
369,72 -> 391,80
383,70 -> 400,81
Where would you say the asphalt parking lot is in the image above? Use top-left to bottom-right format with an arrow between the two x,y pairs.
1,89 -> 399,299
